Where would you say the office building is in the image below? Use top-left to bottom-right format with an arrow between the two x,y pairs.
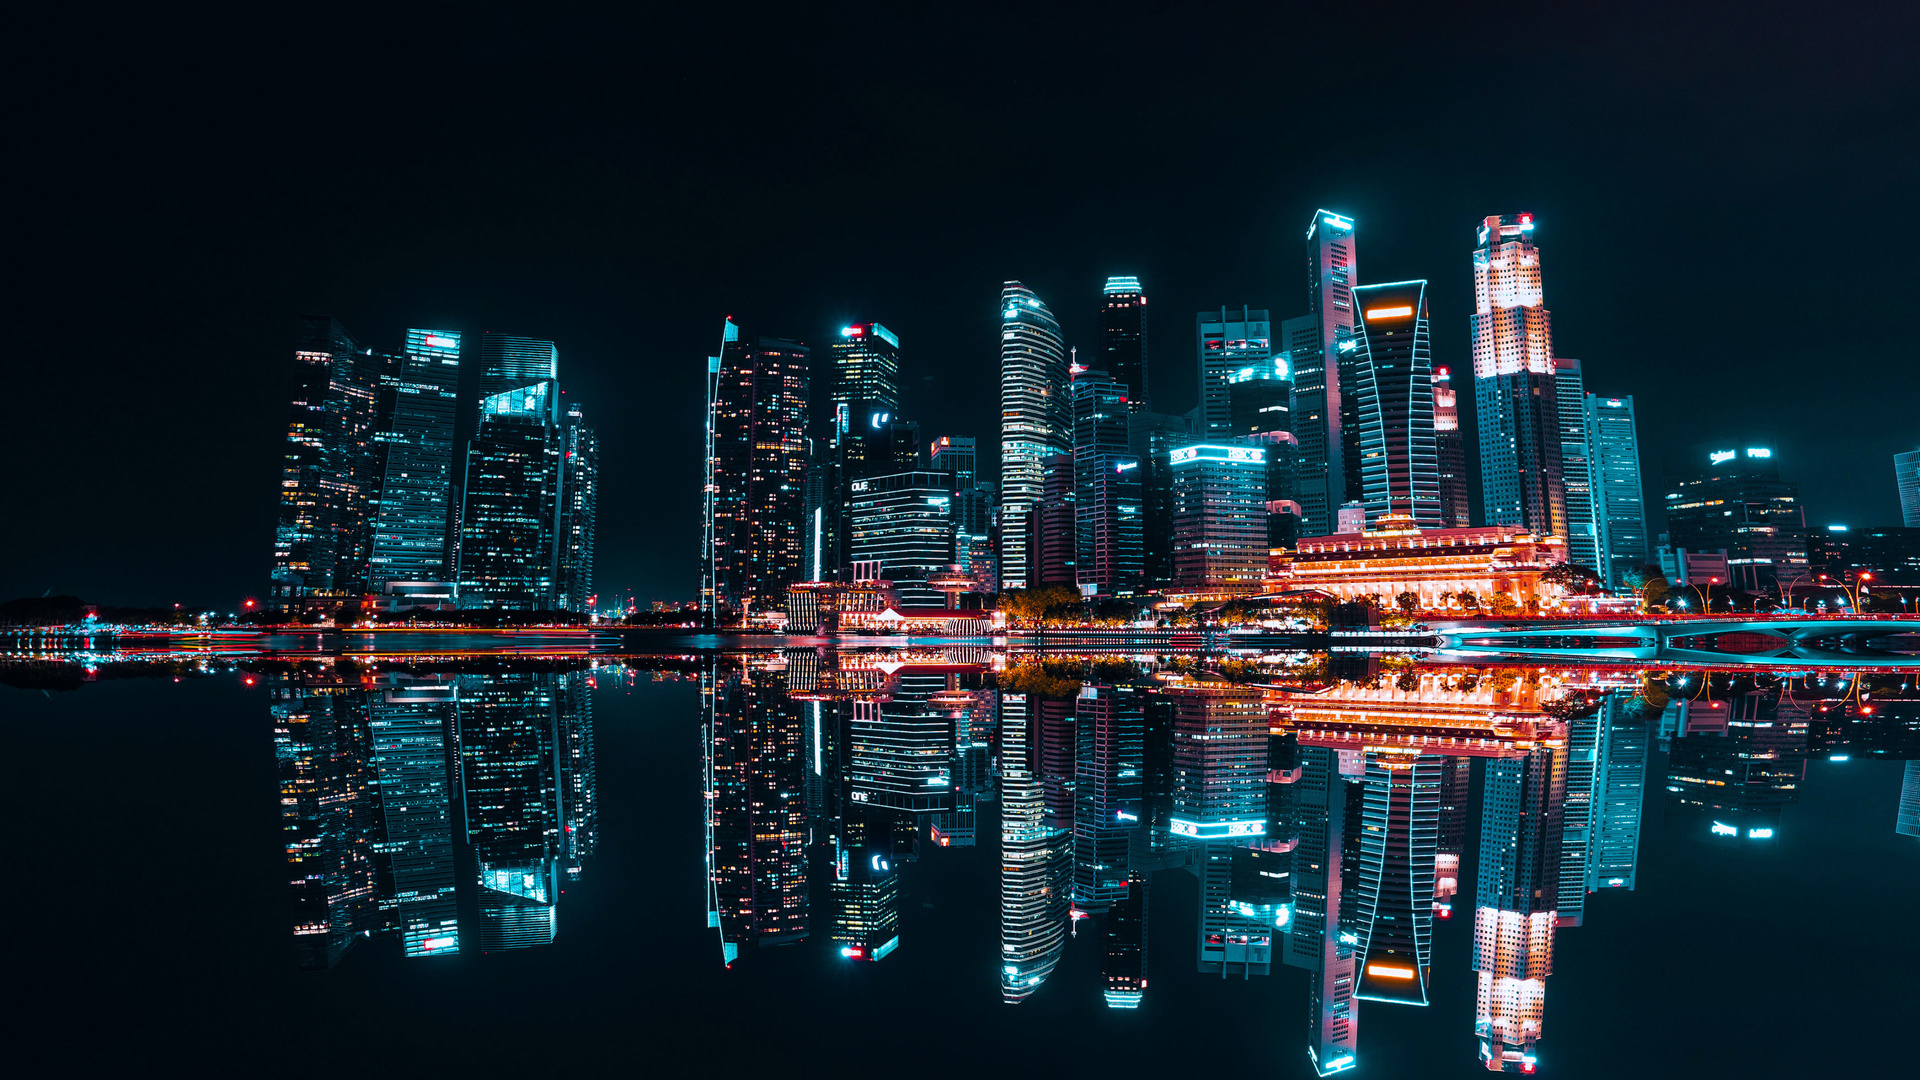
1664,446 -> 1808,593
1435,756 -> 1470,920
1000,283 -> 1070,590
1347,281 -> 1442,527
1557,711 -> 1601,928
365,329 -> 462,595
274,687 -> 384,969
555,401 -> 598,614
705,658 -> 810,963
1167,682 -> 1270,840
1472,214 -> 1567,541
930,436 -> 977,492
1474,744 -> 1566,1074
1584,394 -> 1650,587
1900,448 -> 1920,528
1554,358 -> 1599,572
558,671 -> 598,877
704,320 -> 810,621
848,470 -> 954,606
1131,409 -> 1201,590
1101,276 -> 1150,412
1809,526 -> 1920,583
459,674 -> 563,949
1197,306 -> 1273,438
271,315 -> 381,607
1073,684 -> 1144,912
826,322 -> 901,445
1287,745 -> 1364,1077
1169,442 -> 1269,595
831,842 -> 902,961
1587,699 -> 1649,891
849,670 -> 957,813
1898,761 -> 1920,839
477,333 -> 559,424
1434,367 -> 1470,528
1285,209 -> 1358,540
1026,453 -> 1078,588
1072,369 -> 1144,597
459,383 -> 561,610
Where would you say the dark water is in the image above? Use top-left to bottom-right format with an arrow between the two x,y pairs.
7,654 -> 1917,1078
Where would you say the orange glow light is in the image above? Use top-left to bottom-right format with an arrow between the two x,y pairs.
1364,305 -> 1414,320
1367,964 -> 1416,979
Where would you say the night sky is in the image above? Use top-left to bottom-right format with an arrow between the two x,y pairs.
10,2 -> 1917,608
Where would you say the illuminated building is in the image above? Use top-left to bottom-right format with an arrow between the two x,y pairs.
1353,753 -> 1439,1005
1195,841 -> 1276,976
366,329 -> 461,595
1170,442 -> 1269,595
1102,276 -> 1149,409
1584,395 -> 1650,588
1434,367 -> 1470,528
826,322 -> 901,446
802,448 -> 842,583
849,668 -> 958,813
558,671 -> 598,877
273,687 -> 383,969
1664,688 -> 1809,840
1273,520 -> 1569,611
1000,691 -> 1071,1002
1228,368 -> 1292,437
1473,213 -> 1567,540
1029,454 -> 1078,587
370,677 -> 462,958
1586,698 -> 1649,891
1167,682 -> 1270,840
1072,369 -> 1144,597
458,381 -> 561,610
1102,870 -> 1149,1007
1000,282 -> 1070,590
1808,526 -> 1920,582
1347,281 -> 1441,528
272,315 -> 380,608
556,401 -> 598,614
1554,358 -> 1599,572
1474,744 -> 1566,1073
1197,305 -> 1273,438
1556,709 -> 1601,927
1074,684 -> 1144,912
1130,409 -> 1201,590
848,470 -> 953,607
1663,447 -> 1808,593
1285,209 -> 1359,538
459,674 -> 562,949
1037,697 -> 1077,832
930,435 -> 977,492
831,843 -> 901,961
703,321 -> 810,621
705,659 -> 810,964
1435,756 -> 1470,919
477,333 -> 558,424
1286,745 -> 1363,1076
1899,447 -> 1920,528
1898,761 -> 1920,838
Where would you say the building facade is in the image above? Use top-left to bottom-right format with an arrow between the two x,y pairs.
704,320 -> 810,621
1897,447 -> 1920,528
1663,446 -> 1808,594
1072,369 -> 1143,597
1472,214 -> 1567,541
366,329 -> 462,595
1433,366 -> 1471,528
1584,394 -> 1650,588
1197,306 -> 1273,439
1000,283 -> 1070,590
1286,209 -> 1359,539
1169,442 -> 1270,595
1554,358 -> 1599,573
1347,281 -> 1442,528
272,315 -> 381,607
1102,276 -> 1149,410
848,470 -> 954,607
459,384 -> 561,610
1273,520 -> 1570,612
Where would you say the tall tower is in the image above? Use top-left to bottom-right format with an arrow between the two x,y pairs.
1196,306 -> 1273,438
703,320 -> 810,622
1101,276 -> 1149,410
459,376 -> 562,610
1072,368 -> 1143,597
1896,447 -> 1920,527
271,315 -> 380,608
1433,367 -> 1471,527
366,329 -> 462,594
477,333 -> 559,425
1347,281 -> 1441,527
827,322 -> 901,437
1472,213 -> 1567,539
556,400 -> 599,614
1584,394 -> 1649,587
1286,209 -> 1358,538
1554,358 -> 1599,571
999,283 -> 1069,590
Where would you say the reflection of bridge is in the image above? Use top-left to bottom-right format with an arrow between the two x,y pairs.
1438,618 -> 1920,666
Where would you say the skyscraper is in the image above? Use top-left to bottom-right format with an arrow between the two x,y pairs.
1130,409 -> 1200,591
1897,447 -> 1920,527
477,333 -> 559,424
826,322 -> 901,444
704,320 -> 810,621
556,401 -> 598,614
459,674 -> 563,950
1072,369 -> 1143,597
1433,367 -> 1471,527
1553,358 -> 1600,572
1102,870 -> 1149,1008
1287,745 -> 1364,1076
1473,213 -> 1567,541
365,329 -> 462,595
1101,276 -> 1149,410
1664,446 -> 1808,593
705,658 -> 810,964
1586,698 -> 1649,891
1029,453 -> 1079,588
1287,209 -> 1358,538
1073,683 -> 1143,913
1196,306 -> 1273,438
1347,281 -> 1442,527
271,315 -> 380,608
1584,395 -> 1650,588
848,470 -> 953,606
274,686 -> 383,969
370,677 -> 462,957
1353,753 -> 1441,1006
1169,442 -> 1269,593
1000,283 -> 1069,590
459,382 -> 561,610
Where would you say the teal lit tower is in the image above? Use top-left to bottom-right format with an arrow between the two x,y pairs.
1346,281 -> 1440,527
366,329 -> 462,594
999,283 -> 1069,590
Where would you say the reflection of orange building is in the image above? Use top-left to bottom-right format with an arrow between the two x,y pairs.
1267,517 -> 1568,612
1274,673 -> 1567,759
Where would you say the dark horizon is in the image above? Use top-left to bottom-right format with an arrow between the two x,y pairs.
9,2 -> 1917,609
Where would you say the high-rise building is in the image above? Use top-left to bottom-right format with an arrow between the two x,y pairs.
365,329 -> 462,594
1197,306 -> 1273,438
1473,214 -> 1567,541
848,470 -> 953,606
1102,276 -> 1149,410
830,841 -> 902,961
1664,446 -> 1808,593
1896,447 -> 1920,528
1130,409 -> 1201,591
271,315 -> 381,608
1897,761 -> 1920,839
930,436 -> 977,492
557,671 -> 598,878
274,687 -> 384,969
1287,745 -> 1364,1077
1435,756 -> 1470,920
1287,209 -> 1359,539
1347,281 -> 1442,527
1170,442 -> 1269,594
1072,369 -> 1143,597
1026,453 -> 1078,589
1554,358 -> 1600,572
1167,683 -> 1270,840
1473,743 -> 1566,1073
1584,394 -> 1650,587
459,383 -> 561,610
1586,699 -> 1649,891
827,322 -> 901,445
478,333 -> 559,424
1433,367 -> 1471,527
850,671 -> 957,813
1000,283 -> 1070,590
1073,684 -> 1143,912
459,674 -> 563,949
704,320 -> 810,621
555,401 -> 598,614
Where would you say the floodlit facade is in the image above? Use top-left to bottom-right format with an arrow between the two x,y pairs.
1000,283 -> 1070,590
1286,209 -> 1359,538
1347,281 -> 1441,527
1473,214 -> 1567,541
1273,520 -> 1570,612
704,321 -> 810,621
1170,442 -> 1270,595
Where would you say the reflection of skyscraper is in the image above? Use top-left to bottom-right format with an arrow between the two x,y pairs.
371,677 -> 462,957
274,687 -> 383,969
558,671 -> 598,877
1898,761 -> 1920,838
1665,688 -> 1809,839
459,674 -> 562,950
1287,745 -> 1363,1076
705,659 -> 810,964
1102,870 -> 1149,1008
1433,368 -> 1470,528
1474,743 -> 1566,1073
1434,756 -> 1470,920
1587,699 -> 1649,890
831,842 -> 901,961
1000,283 -> 1070,590
1353,753 -> 1439,1005
1074,684 -> 1143,912
1168,683 -> 1270,840
1557,707 -> 1601,927
850,671 -> 955,813
1000,691 -> 1071,1002
1473,213 -> 1567,540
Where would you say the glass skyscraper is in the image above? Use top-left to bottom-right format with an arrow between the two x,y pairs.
703,320 -> 810,621
459,674 -> 563,950
1346,281 -> 1441,528
557,401 -> 599,614
1169,442 -> 1269,592
1071,369 -> 1143,597
1101,276 -> 1148,410
459,386 -> 561,610
477,333 -> 559,424
1472,213 -> 1567,541
999,283 -> 1069,590
847,470 -> 953,607
272,315 -> 380,607
1584,394 -> 1649,587
1900,447 -> 1920,527
1433,366 -> 1471,527
1553,358 -> 1600,572
1196,305 -> 1273,439
1286,209 -> 1359,538
366,329 -> 462,593
705,657 -> 810,964
370,678 -> 462,958
999,691 -> 1071,1002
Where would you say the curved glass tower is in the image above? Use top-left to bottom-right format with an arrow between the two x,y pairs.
999,282 -> 1069,589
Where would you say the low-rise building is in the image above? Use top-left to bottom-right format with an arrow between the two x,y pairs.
1269,515 -> 1569,613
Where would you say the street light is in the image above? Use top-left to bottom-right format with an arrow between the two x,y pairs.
1690,576 -> 1720,615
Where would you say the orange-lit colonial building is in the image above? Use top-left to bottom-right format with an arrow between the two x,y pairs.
1267,515 -> 1569,612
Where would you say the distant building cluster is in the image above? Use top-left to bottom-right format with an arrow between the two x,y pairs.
269,319 -> 597,615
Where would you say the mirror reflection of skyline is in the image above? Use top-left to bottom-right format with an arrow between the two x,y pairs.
696,649 -> 1919,1075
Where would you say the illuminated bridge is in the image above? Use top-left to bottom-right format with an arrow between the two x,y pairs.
1437,618 -> 1920,667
